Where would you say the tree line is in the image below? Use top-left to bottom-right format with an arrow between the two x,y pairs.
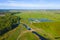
0,13 -> 21,35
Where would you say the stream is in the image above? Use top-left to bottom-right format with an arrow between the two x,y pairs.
22,23 -> 48,40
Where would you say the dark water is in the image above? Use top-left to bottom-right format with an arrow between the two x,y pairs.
0,21 -> 20,36
22,24 -> 31,30
32,31 -> 48,40
38,18 -> 52,22
22,24 -> 48,40
55,37 -> 60,39
28,18 -> 53,22
28,18 -> 36,21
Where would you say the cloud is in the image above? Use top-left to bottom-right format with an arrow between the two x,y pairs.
0,2 -> 60,7
0,0 -> 60,9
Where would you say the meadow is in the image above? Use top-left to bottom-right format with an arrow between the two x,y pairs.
16,10 -> 60,40
0,10 -> 60,40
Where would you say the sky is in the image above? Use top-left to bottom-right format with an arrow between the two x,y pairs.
0,0 -> 60,9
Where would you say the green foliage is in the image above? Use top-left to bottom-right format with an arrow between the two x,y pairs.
0,13 -> 20,31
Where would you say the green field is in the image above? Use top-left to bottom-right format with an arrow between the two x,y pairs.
16,10 -> 60,40
1,10 -> 60,40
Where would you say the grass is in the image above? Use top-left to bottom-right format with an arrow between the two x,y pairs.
16,11 -> 60,40
1,10 -> 60,40
0,24 -> 27,40
16,11 -> 60,20
32,22 -> 60,39
19,32 -> 39,40
0,20 -> 39,40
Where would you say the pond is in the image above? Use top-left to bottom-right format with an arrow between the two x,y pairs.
28,18 -> 53,22
38,18 -> 53,22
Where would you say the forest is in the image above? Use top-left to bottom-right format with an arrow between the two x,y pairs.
0,12 -> 20,35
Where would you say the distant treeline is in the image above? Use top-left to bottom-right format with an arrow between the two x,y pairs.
0,13 -> 21,36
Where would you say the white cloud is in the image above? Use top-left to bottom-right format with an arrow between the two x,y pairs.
0,3 -> 60,7
0,0 -> 60,9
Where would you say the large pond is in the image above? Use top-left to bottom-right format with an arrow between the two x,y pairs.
28,18 -> 53,22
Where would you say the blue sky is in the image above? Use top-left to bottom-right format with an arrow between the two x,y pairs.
0,0 -> 60,9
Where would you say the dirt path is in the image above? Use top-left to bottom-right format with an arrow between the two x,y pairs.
17,23 -> 54,40
16,29 -> 37,40
17,30 -> 29,40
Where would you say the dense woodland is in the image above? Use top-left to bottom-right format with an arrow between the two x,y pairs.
0,12 -> 20,35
